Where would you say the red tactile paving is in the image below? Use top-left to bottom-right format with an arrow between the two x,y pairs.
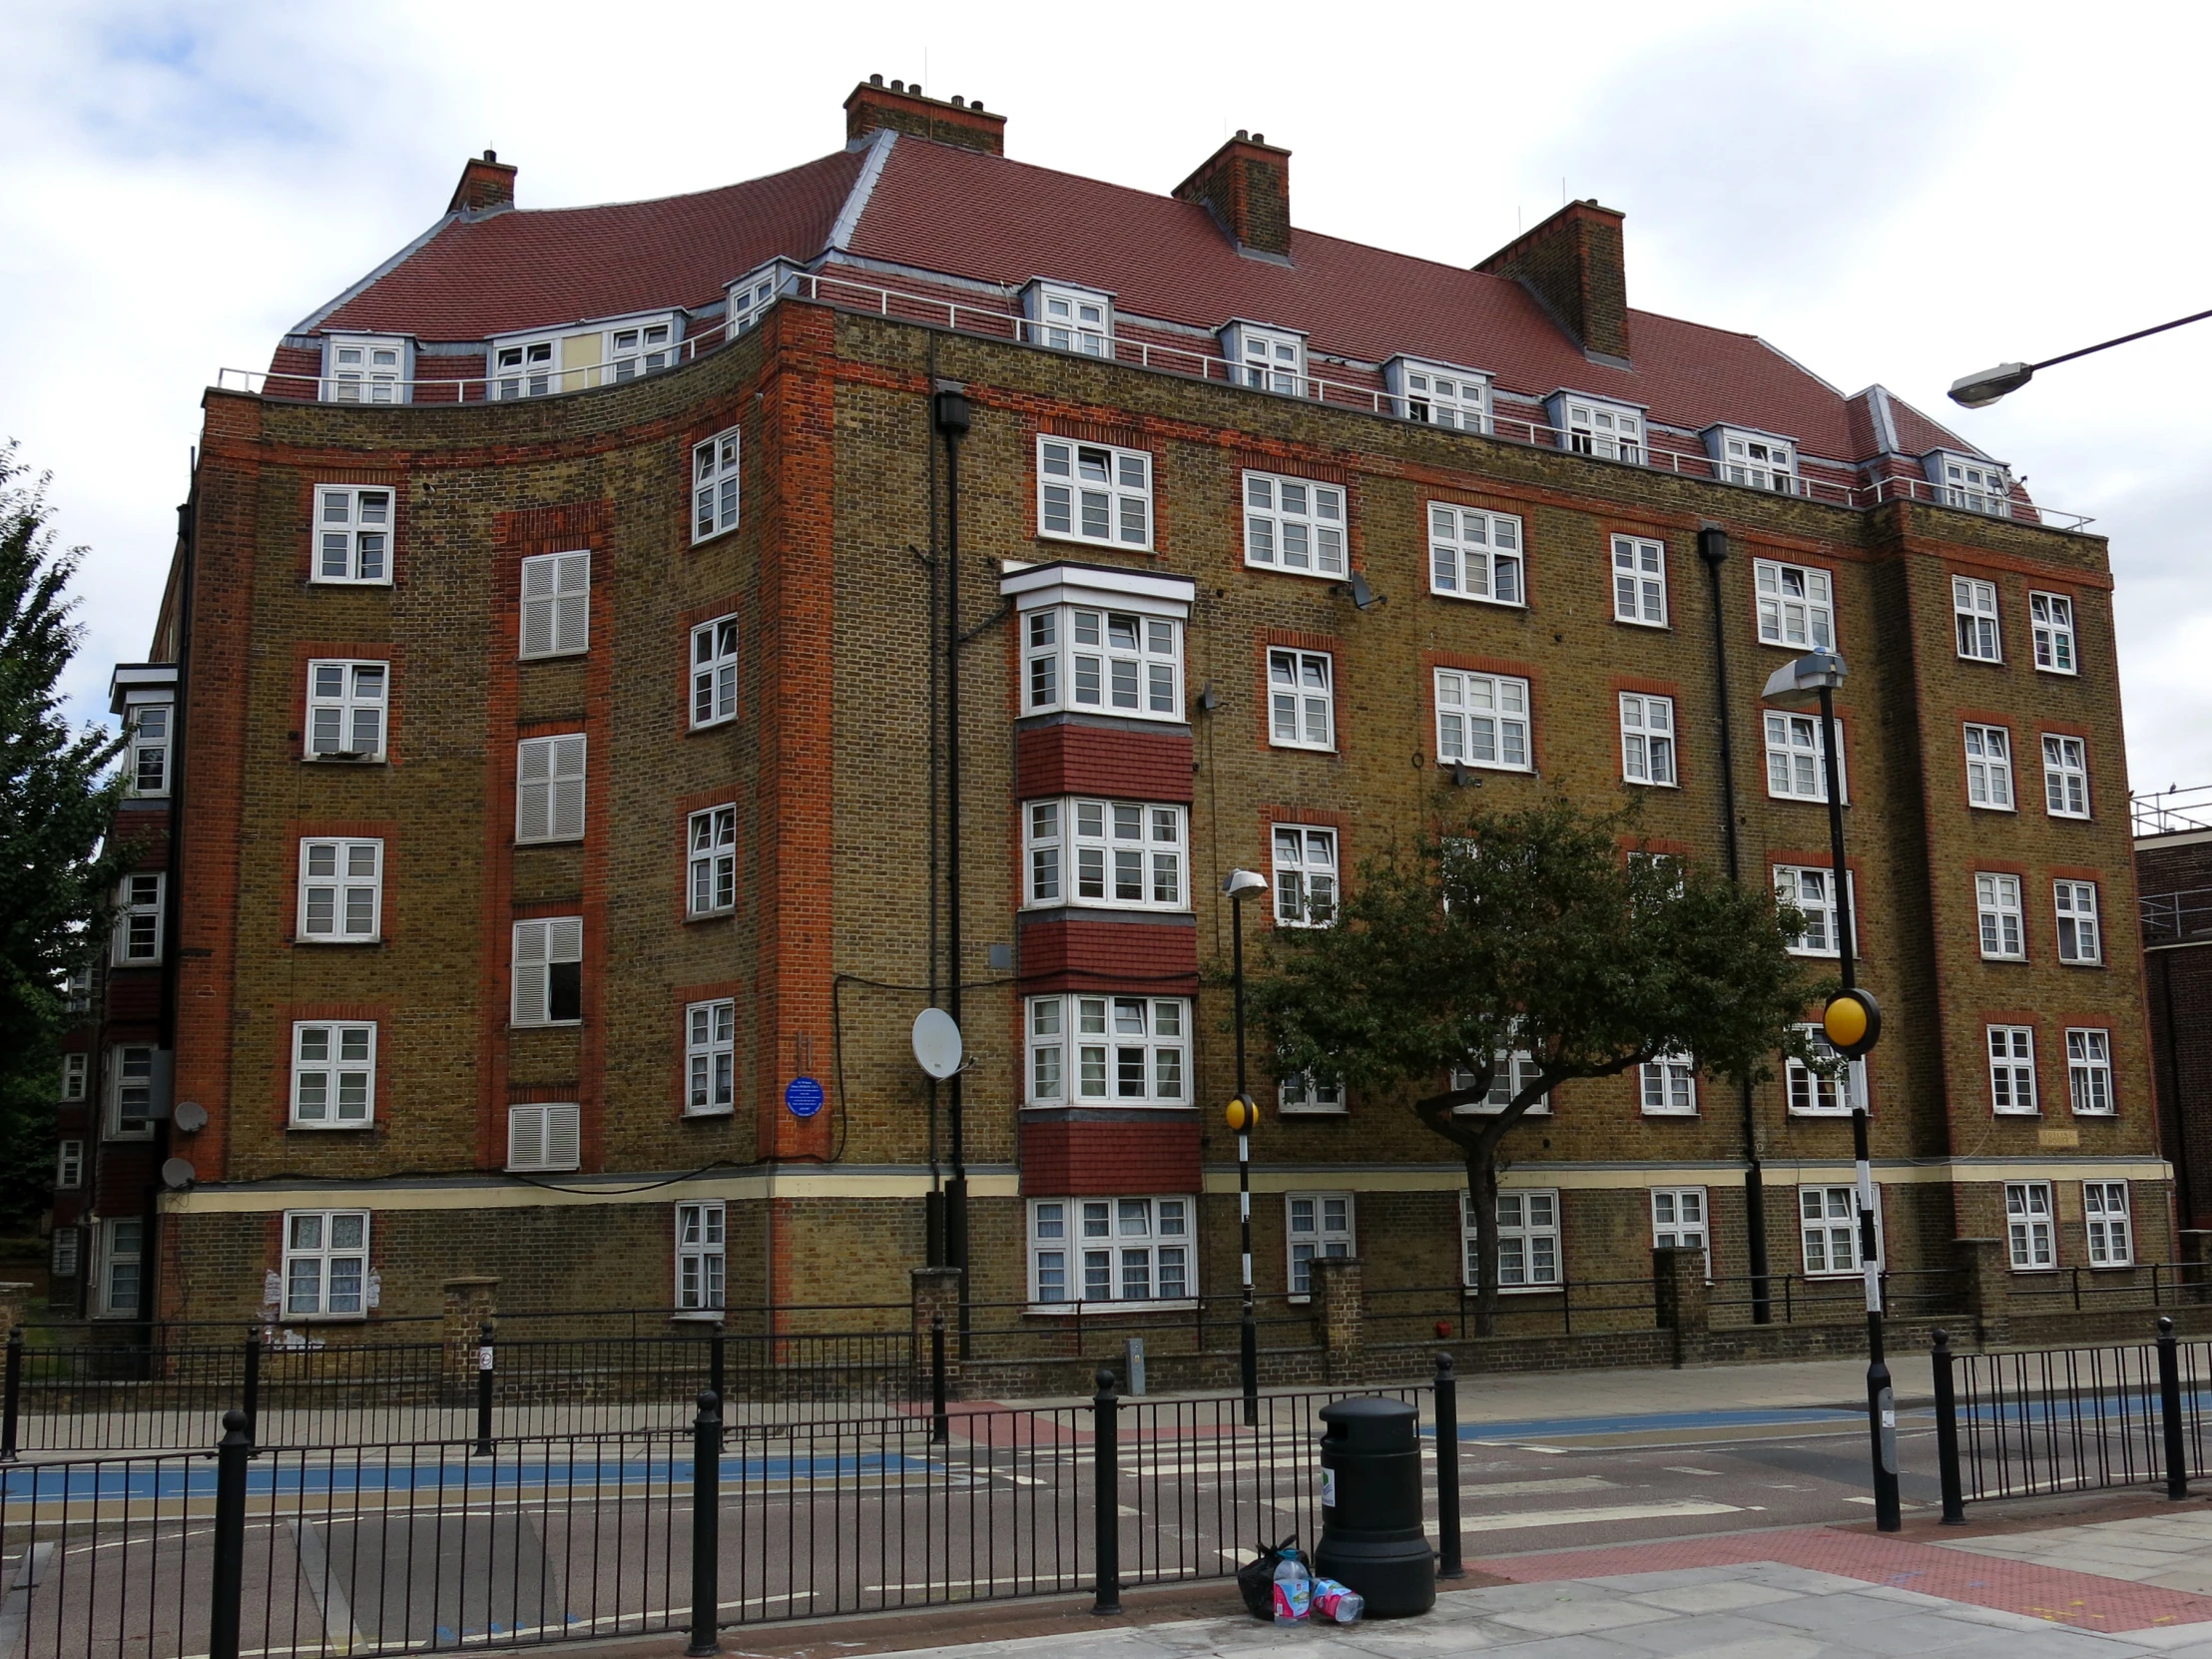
1478,1526 -> 2212,1634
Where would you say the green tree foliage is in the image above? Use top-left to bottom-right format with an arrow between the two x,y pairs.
0,445 -> 131,1228
1251,797 -> 1818,1336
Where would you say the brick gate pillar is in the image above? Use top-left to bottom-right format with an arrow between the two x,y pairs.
1309,1256 -> 1365,1382
1952,1239 -> 2008,1346
1652,1248 -> 1710,1369
442,1276 -> 499,1384
910,1266 -> 963,1394
0,1282 -> 30,1337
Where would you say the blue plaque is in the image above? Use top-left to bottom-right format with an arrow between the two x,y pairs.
786,1076 -> 826,1119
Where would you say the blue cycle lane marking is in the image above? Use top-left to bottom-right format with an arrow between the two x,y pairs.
2,1448 -> 945,1501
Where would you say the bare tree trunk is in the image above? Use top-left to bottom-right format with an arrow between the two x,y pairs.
1465,1150 -> 1501,1338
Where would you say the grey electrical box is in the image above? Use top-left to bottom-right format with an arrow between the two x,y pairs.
987,943 -> 1014,971
1123,1336 -> 1146,1395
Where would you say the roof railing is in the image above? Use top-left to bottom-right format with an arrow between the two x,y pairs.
2135,784 -> 2212,837
2143,884 -> 2212,944
216,271 -> 2092,530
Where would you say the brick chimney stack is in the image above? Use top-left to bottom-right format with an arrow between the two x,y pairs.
448,150 -> 517,217
844,76 -> 1007,156
1174,131 -> 1293,259
1476,200 -> 1631,363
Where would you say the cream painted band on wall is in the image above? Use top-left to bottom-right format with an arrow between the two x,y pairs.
1200,1157 -> 2174,1197
161,1167 -> 1023,1216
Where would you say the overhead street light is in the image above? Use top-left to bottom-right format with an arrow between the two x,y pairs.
1223,867 -> 1268,1426
1762,649 -> 1900,1532
1949,305 -> 2212,408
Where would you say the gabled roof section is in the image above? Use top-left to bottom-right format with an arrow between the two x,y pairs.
316,149 -> 868,341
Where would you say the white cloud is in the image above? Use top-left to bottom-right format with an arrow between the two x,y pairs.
5,0 -> 2210,798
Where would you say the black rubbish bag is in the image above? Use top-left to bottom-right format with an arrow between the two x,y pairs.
1237,1535 -> 1300,1621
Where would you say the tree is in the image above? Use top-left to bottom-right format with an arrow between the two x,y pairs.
1251,797 -> 1818,1336
0,444 -> 131,1229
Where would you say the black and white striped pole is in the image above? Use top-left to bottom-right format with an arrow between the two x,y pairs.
1766,649 -> 1897,1532
1224,867 -> 1268,1429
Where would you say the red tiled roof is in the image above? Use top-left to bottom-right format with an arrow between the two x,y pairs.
315,150 -> 867,340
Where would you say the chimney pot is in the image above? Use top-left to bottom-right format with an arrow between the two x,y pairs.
1252,132 -> 1264,143
951,95 -> 964,107
1174,132 -> 1293,259
870,72 -> 883,85
1236,128 -> 1249,140
482,149 -> 496,162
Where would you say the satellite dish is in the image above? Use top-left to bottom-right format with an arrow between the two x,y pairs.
161,1158 -> 197,1190
173,1100 -> 209,1133
911,1008 -> 964,1080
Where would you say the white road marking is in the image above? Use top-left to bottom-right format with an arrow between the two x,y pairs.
1457,1499 -> 1743,1533
1462,1476 -> 1616,1497
1663,1466 -> 1725,1476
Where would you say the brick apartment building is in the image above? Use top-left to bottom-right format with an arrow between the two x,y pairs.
49,77 -> 2165,1334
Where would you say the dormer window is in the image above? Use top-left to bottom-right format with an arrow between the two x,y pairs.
322,336 -> 409,404
1548,393 -> 1644,463
1385,358 -> 1489,431
727,262 -> 801,337
493,338 -> 556,398
1924,451 -> 2011,516
1220,321 -> 1308,396
1023,282 -> 1114,357
606,315 -> 679,380
1706,427 -> 1796,493
490,313 -> 683,398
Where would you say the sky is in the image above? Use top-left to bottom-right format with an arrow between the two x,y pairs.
4,0 -> 2209,807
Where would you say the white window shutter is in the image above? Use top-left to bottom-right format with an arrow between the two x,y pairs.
513,922 -> 547,1023
549,915 -> 583,963
550,737 -> 586,839
554,552 -> 590,652
520,556 -> 556,657
508,1105 -> 545,1169
516,741 -> 551,840
544,1103 -> 581,1169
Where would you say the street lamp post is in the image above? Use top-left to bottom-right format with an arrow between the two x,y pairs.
1764,650 -> 1900,1532
1223,867 -> 1268,1428
1948,305 -> 2212,407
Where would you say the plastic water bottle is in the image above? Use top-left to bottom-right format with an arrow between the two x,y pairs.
1312,1576 -> 1365,1623
1272,1554 -> 1314,1623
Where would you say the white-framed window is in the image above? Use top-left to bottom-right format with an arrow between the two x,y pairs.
314,487 -> 392,584
1038,438 -> 1152,549
290,1021 -> 375,1128
512,917 -> 583,1027
1267,649 -> 1335,751
1030,1197 -> 1193,1306
1453,1052 -> 1551,1116
1652,1188 -> 1710,1275
506,1103 -> 581,1172
1024,283 -> 1113,356
1612,537 -> 1666,626
516,736 -> 586,844
1774,865 -> 1847,956
1963,725 -> 2013,811
1785,1026 -> 1865,1115
56,1138 -> 83,1189
491,336 -> 556,398
2041,736 -> 2089,819
606,316 -> 678,380
2085,1182 -> 2133,1267
1800,1185 -> 1881,1276
1461,1189 -> 1560,1289
1988,1024 -> 2037,1114
1223,322 -> 1308,395
2054,880 -> 2101,965
98,1218 -> 144,1317
1753,559 -> 1834,650
61,1053 -> 88,1101
51,1228 -> 79,1279
726,262 -> 797,335
1388,359 -> 1488,431
1953,576 -> 2002,662
1287,1194 -> 1355,1296
323,336 -> 406,403
693,428 -> 741,543
1272,825 -> 1338,926
676,1201 -> 726,1312
65,965 -> 92,1013
1619,694 -> 1677,787
520,551 -> 590,659
107,1044 -> 157,1140
686,1000 -> 736,1116
1022,606 -> 1183,721
113,872 -> 165,964
1244,473 -> 1345,577
1933,454 -> 2011,515
297,839 -> 382,942
1554,395 -> 1643,463
2030,592 -> 2077,675
283,1210 -> 369,1317
1278,1070 -> 1345,1114
1640,1053 -> 1698,1116
1976,872 -> 2025,959
2005,1182 -> 2055,1270
1764,710 -> 1846,803
127,703 -> 172,796
305,662 -> 387,760
1023,799 -> 1187,912
1024,995 -> 1188,1107
691,616 -> 739,728
1434,669 -> 1532,772
1709,428 -> 1795,492
1427,505 -> 1523,605
2067,1029 -> 2114,1116
688,807 -> 738,916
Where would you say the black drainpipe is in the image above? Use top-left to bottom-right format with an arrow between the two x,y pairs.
1699,525 -> 1771,1324
933,381 -> 972,1353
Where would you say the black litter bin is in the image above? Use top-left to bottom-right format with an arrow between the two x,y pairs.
1314,1395 -> 1434,1616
